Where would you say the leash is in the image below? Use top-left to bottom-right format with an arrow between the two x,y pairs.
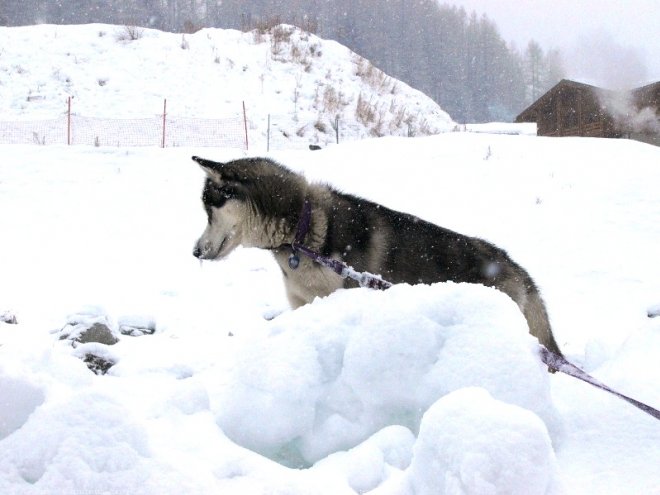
539,346 -> 660,420
286,198 -> 392,290
286,198 -> 660,421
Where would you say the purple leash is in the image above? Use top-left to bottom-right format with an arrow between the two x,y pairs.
286,198 -> 659,421
539,346 -> 660,420
287,198 -> 392,290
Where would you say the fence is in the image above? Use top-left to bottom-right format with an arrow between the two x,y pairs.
0,98 -> 249,149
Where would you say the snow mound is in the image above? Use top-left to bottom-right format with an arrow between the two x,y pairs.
213,282 -> 560,468
407,387 -> 560,495
0,392 -> 153,490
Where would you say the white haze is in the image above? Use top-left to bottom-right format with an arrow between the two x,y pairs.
447,0 -> 659,88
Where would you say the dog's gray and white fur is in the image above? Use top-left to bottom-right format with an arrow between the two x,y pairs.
192,156 -> 562,356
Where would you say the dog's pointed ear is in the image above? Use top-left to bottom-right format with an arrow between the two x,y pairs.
192,156 -> 224,174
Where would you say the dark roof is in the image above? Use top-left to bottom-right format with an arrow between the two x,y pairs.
632,81 -> 660,105
515,79 -> 660,123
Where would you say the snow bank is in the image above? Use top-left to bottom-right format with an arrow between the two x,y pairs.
213,282 -> 559,470
0,281 -> 561,494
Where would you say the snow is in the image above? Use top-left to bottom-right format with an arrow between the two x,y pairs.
1,23 -> 660,495
0,24 -> 455,149
406,388 -> 560,495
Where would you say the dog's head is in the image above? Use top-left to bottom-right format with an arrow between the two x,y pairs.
192,156 -> 306,260
192,156 -> 252,260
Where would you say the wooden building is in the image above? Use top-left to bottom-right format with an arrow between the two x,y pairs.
516,79 -> 660,146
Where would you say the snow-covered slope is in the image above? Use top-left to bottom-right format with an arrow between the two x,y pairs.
0,23 -> 455,149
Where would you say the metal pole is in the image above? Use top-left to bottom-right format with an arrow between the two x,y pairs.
162,99 -> 167,148
67,96 -> 72,145
242,101 -> 249,150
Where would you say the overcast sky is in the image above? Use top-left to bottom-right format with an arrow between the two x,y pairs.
447,0 -> 659,88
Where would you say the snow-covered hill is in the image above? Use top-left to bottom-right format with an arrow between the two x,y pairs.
0,23 -> 455,149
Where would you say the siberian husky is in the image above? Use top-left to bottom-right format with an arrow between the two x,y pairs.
192,155 -> 562,356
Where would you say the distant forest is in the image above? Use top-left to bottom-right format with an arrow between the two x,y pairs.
0,0 -> 564,122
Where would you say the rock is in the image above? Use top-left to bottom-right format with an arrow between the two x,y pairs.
118,315 -> 156,337
77,322 -> 119,345
0,311 -> 18,325
59,319 -> 119,346
82,352 -> 116,375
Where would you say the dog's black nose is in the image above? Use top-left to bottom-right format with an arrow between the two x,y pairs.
193,246 -> 202,258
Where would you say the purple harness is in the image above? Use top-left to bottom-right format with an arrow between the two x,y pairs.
284,198 -> 660,421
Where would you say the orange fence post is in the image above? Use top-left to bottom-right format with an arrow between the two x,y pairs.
162,99 -> 167,148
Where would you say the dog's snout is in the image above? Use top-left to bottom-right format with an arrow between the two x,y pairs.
192,245 -> 202,258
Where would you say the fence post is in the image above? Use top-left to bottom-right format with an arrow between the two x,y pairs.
243,101 -> 249,151
67,96 -> 72,145
161,99 -> 167,148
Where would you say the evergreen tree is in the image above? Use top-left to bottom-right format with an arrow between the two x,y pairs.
0,0 -> 562,122
523,40 -> 565,106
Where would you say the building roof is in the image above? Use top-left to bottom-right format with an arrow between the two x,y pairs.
515,79 -> 660,123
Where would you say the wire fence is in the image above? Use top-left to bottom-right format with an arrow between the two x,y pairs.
0,99 -> 249,149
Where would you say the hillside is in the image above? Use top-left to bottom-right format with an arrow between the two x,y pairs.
0,23 -> 455,149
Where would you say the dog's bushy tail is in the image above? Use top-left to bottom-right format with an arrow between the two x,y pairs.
524,290 -> 562,357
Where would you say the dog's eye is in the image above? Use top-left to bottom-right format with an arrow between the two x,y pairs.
203,183 -> 234,208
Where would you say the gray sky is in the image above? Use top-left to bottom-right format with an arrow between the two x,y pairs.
447,0 -> 659,88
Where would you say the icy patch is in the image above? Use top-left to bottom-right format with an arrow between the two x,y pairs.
212,282 -> 559,468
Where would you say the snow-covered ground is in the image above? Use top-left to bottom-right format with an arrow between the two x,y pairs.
1,22 -> 660,495
1,133 -> 659,494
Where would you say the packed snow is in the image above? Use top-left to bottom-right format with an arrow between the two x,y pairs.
1,22 -> 660,495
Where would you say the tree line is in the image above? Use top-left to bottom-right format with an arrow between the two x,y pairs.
0,0 -> 563,123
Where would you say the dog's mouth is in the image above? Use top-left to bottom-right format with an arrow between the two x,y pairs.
194,236 -> 228,260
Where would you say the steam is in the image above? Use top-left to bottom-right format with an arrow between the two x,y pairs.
565,29 -> 658,135
604,92 -> 660,135
566,29 -> 648,89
